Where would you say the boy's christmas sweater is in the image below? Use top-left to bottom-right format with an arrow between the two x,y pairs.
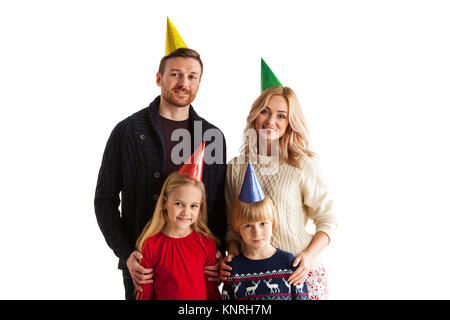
222,249 -> 309,300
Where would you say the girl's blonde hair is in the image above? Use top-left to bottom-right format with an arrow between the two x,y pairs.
230,196 -> 278,234
241,86 -> 315,168
136,172 -> 218,252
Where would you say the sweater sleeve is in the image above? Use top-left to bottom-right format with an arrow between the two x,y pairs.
224,161 -> 242,248
210,138 -> 228,255
221,259 -> 236,300
94,122 -> 135,265
135,239 -> 154,300
300,157 -> 338,242
221,280 -> 235,300
203,131 -> 227,255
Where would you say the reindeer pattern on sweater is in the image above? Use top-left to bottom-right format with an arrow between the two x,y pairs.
222,249 -> 309,300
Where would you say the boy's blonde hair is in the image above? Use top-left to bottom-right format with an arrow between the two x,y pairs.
136,172 -> 218,252
230,196 -> 278,234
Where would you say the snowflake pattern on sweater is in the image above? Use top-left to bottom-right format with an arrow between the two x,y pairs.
222,249 -> 309,300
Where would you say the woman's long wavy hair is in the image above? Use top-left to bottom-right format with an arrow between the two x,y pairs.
241,86 -> 315,168
136,172 -> 218,252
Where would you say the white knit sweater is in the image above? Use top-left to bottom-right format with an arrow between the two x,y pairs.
225,155 -> 337,270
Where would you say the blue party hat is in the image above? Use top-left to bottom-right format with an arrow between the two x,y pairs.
239,163 -> 266,203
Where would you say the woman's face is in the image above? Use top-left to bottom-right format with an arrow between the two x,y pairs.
254,95 -> 289,142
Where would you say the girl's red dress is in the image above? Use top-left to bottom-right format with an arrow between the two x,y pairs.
136,231 -> 220,300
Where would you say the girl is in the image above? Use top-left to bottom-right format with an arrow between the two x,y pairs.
222,86 -> 337,300
135,171 -> 221,300
221,163 -> 309,300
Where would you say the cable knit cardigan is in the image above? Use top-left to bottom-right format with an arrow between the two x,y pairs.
225,155 -> 337,270
95,96 -> 227,270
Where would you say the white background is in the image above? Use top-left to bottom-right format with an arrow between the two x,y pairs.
1,0 -> 450,299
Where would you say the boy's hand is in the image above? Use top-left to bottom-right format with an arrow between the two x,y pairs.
219,254 -> 234,282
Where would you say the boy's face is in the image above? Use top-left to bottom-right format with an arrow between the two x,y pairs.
238,220 -> 273,251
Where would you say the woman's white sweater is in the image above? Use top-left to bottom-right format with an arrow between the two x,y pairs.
225,155 -> 338,270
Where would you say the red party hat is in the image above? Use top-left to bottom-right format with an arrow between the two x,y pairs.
178,141 -> 206,181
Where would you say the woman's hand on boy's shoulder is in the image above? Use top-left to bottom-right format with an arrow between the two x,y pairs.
288,251 -> 313,287
219,253 -> 234,282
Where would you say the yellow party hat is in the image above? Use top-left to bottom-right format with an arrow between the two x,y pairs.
165,17 -> 187,55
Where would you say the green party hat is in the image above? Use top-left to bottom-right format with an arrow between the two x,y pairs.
261,58 -> 282,92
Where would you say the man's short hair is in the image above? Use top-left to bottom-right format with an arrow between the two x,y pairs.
158,48 -> 203,76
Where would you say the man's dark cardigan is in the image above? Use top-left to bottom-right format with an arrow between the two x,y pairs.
94,96 -> 227,270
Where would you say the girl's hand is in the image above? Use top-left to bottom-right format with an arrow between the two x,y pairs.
288,251 -> 313,286
219,254 -> 234,282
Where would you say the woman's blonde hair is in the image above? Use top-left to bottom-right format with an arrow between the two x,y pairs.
241,86 -> 315,168
136,172 -> 218,251
230,196 -> 278,235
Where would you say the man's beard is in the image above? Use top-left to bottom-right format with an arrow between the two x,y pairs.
161,87 -> 196,108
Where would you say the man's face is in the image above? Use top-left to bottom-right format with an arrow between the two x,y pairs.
156,57 -> 202,108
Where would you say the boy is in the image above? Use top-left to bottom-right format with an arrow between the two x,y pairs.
221,163 -> 309,300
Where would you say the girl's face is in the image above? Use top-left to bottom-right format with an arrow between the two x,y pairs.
254,95 -> 289,142
164,184 -> 202,236
238,220 -> 273,251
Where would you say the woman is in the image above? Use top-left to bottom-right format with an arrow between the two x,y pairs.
222,86 -> 337,300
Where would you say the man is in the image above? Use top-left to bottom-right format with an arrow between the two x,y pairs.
94,48 -> 227,300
